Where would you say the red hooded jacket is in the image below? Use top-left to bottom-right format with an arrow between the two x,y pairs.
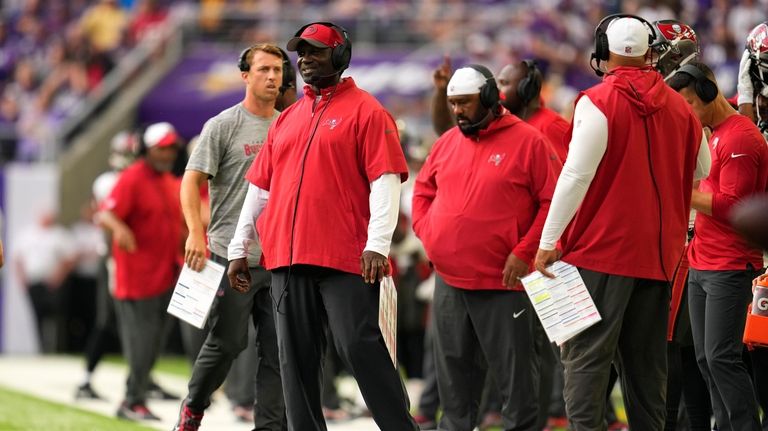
412,113 -> 558,290
560,67 -> 702,281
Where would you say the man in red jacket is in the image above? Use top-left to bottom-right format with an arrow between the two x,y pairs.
534,15 -> 704,430
227,22 -> 416,431
668,61 -> 767,431
413,64 -> 558,430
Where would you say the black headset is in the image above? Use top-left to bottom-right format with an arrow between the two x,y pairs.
238,45 -> 297,96
676,63 -> 718,103
278,47 -> 296,95
293,22 -> 352,72
466,64 -> 500,109
237,46 -> 251,72
592,14 -> 657,76
518,59 -> 542,104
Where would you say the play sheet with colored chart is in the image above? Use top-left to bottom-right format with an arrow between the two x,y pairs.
521,261 -> 601,345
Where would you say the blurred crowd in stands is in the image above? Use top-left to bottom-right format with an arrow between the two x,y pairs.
0,0 -> 171,162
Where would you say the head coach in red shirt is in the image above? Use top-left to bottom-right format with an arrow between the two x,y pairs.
412,64 -> 558,430
228,22 -> 417,430
534,15 -> 705,430
669,61 -> 768,431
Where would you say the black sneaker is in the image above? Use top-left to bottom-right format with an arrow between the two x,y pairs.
75,383 -> 105,401
116,401 -> 161,421
148,381 -> 180,400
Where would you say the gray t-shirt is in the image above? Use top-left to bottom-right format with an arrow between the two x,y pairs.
186,103 -> 279,264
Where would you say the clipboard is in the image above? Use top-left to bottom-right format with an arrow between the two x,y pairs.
379,275 -> 398,367
520,261 -> 601,345
167,259 -> 225,329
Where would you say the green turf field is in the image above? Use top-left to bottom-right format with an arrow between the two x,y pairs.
0,386 -> 157,431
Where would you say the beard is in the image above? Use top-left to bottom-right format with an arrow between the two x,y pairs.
457,108 -> 492,137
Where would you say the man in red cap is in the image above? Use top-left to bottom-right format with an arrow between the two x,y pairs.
97,121 -> 183,421
228,22 -> 417,430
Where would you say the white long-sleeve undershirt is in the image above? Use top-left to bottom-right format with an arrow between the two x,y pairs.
365,173 -> 401,257
227,173 -> 401,261
538,95 -> 710,251
539,96 -> 608,251
228,184 -> 269,261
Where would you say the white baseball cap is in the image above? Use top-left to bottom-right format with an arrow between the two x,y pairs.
143,122 -> 179,148
606,17 -> 650,57
447,67 -> 488,96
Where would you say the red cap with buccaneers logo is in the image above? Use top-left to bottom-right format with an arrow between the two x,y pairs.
287,23 -> 344,52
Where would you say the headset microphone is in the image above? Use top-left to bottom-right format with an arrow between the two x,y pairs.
304,70 -> 341,85
458,107 -> 494,136
589,54 -> 605,77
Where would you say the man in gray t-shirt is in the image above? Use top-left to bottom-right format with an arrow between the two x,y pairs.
174,44 -> 292,431
187,104 -> 277,265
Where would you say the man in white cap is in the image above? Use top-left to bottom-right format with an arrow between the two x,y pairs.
97,121 -> 183,421
412,64 -> 558,430
534,15 -> 707,430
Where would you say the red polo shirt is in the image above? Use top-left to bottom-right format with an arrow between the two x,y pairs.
689,114 -> 768,270
246,78 -> 408,275
102,159 -> 182,300
527,106 -> 570,163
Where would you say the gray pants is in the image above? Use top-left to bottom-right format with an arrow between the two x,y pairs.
688,268 -> 762,431
115,289 -> 173,406
561,268 -> 668,431
185,257 -> 285,431
433,276 -> 539,431
225,321 -> 259,408
271,265 -> 417,431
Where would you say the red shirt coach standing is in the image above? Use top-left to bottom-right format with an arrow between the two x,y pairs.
534,15 -> 704,431
229,22 -> 416,430
669,61 -> 768,431
99,122 -> 182,421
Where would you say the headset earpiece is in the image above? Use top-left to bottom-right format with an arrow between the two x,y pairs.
293,22 -> 352,72
238,47 -> 251,72
594,22 -> 611,62
278,47 -> 296,95
465,64 -> 500,109
518,60 -> 542,104
677,64 -> 718,103
591,14 -> 657,75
